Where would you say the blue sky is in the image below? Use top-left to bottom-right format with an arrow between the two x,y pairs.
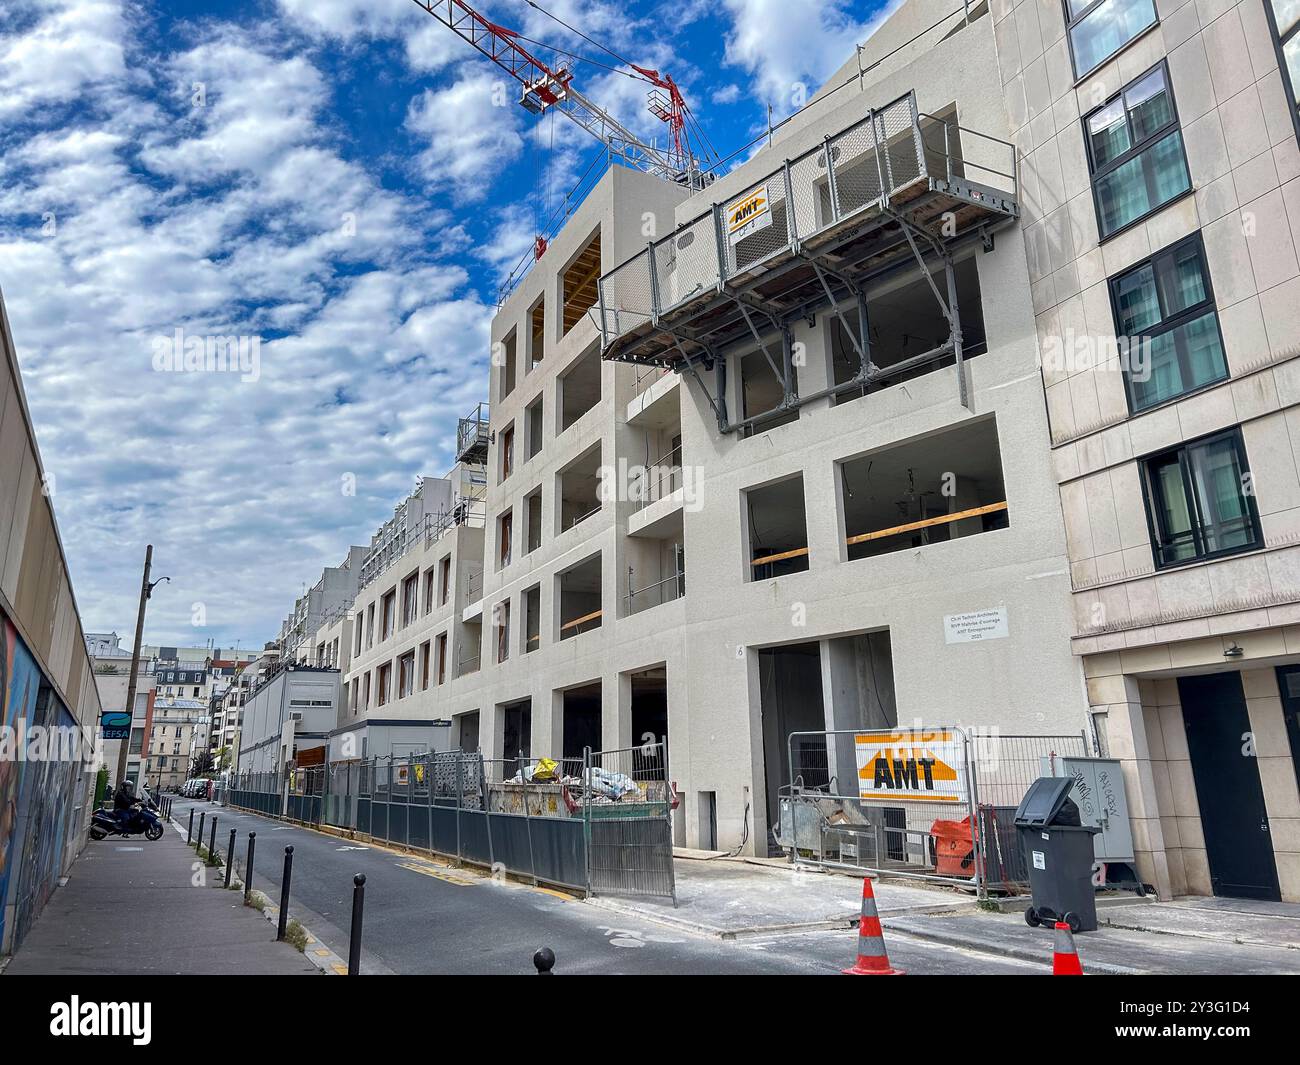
0,0 -> 896,647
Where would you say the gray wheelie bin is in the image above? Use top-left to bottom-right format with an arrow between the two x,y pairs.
1014,776 -> 1101,933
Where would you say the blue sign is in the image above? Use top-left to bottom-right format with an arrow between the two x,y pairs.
100,711 -> 131,740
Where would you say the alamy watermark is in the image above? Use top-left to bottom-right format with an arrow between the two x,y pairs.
151,327 -> 261,383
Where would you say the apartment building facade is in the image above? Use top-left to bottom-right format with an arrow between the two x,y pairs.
995,0 -> 1300,901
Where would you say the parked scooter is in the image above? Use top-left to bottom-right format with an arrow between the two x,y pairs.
90,802 -> 164,841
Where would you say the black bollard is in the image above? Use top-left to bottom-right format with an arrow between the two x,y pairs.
187,808 -> 194,843
197,811 -> 205,851
534,947 -> 555,975
244,832 -> 256,902
276,846 -> 294,941
225,829 -> 236,888
208,816 -> 218,863
348,874 -> 366,975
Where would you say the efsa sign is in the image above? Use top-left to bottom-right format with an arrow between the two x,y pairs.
855,729 -> 965,804
100,711 -> 131,741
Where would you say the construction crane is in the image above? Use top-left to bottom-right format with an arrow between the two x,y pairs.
407,0 -> 712,235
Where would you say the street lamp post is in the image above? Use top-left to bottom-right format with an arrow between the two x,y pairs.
113,544 -> 170,786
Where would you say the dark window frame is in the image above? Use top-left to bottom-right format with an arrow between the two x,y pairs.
1063,0 -> 1159,81
1083,61 -> 1191,242
1139,428 -> 1263,571
1107,232 -> 1227,413
1264,0 -> 1300,149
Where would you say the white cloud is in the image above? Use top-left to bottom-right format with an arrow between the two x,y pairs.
405,74 -> 524,200
0,1 -> 496,644
720,0 -> 900,112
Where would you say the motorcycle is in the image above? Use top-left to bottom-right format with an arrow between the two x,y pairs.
89,801 -> 165,842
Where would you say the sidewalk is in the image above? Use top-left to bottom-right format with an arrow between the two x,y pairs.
3,820 -> 317,975
883,900 -> 1300,975
585,854 -> 975,938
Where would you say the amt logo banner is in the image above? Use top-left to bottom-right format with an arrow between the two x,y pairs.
854,729 -> 965,803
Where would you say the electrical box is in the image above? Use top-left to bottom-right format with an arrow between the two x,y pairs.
1038,756 -> 1133,865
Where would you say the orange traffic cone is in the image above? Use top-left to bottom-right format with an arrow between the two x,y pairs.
1052,921 -> 1083,975
842,877 -> 903,975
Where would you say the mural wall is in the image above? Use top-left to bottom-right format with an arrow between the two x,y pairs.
0,614 -> 85,954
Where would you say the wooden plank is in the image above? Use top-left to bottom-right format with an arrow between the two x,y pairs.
559,608 -> 603,632
750,545 -> 811,567
844,501 -> 1007,546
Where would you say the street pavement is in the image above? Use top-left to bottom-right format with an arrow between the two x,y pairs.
169,799 -> 1043,975
4,812 -> 316,975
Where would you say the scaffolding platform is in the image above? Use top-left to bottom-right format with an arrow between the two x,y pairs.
597,91 -> 1018,381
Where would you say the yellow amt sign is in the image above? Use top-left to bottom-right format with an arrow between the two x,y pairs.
854,730 -> 965,803
725,186 -> 771,243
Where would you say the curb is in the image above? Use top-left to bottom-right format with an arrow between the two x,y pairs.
168,813 -> 347,975
880,919 -> 1146,975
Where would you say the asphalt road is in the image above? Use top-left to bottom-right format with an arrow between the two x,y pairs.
169,799 -> 1043,975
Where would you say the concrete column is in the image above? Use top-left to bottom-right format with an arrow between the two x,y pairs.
1094,670 -> 1174,900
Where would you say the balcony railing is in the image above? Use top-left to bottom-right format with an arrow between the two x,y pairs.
597,90 -> 1017,352
456,402 -> 489,464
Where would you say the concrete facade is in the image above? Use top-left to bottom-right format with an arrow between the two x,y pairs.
999,0 -> 1300,899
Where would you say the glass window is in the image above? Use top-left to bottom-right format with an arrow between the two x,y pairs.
1085,65 -> 1191,239
1066,0 -> 1158,78
1143,431 -> 1261,568
1111,236 -> 1226,411
1268,0 -> 1300,135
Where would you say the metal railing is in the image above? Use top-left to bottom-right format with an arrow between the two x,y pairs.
456,402 -> 489,462
597,90 -> 1018,349
626,553 -> 685,616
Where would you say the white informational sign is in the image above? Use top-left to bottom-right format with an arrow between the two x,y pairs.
943,607 -> 1009,644
854,729 -> 966,804
1032,850 -> 1046,870
725,186 -> 772,244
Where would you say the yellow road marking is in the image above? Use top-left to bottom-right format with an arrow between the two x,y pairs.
397,861 -> 477,886
314,948 -> 331,957
331,963 -> 348,975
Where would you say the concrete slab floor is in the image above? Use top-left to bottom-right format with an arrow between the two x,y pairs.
586,856 -> 974,937
1098,895 -> 1300,950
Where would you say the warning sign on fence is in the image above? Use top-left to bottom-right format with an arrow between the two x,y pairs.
725,186 -> 771,244
854,729 -> 965,803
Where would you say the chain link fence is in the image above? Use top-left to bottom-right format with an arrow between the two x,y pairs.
778,728 -> 1089,895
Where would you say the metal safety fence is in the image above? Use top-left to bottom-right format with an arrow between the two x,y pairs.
226,743 -> 677,901
778,727 -> 1088,895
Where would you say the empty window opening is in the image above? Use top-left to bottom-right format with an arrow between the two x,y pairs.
380,589 -> 396,641
746,475 -> 809,580
401,570 -> 419,627
562,230 -> 601,336
630,667 -> 668,777
435,632 -> 447,685
498,329 -> 517,401
560,344 -> 602,432
495,598 -> 511,663
497,509 -> 513,570
558,443 -> 603,532
398,650 -> 415,699
840,417 -> 1008,562
419,641 -> 431,691
523,584 -> 541,654
500,422 -> 515,482
525,487 -> 543,554
828,257 -> 986,405
438,556 -> 451,606
739,341 -> 798,435
562,681 -> 602,767
525,395 -> 544,459
558,553 -> 602,640
529,299 -> 546,369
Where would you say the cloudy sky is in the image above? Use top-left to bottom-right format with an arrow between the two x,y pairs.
0,0 -> 896,648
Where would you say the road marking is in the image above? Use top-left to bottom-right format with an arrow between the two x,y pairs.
396,861 -> 476,886
115,846 -> 144,852
336,845 -> 369,851
331,963 -> 348,975
314,948 -> 331,957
